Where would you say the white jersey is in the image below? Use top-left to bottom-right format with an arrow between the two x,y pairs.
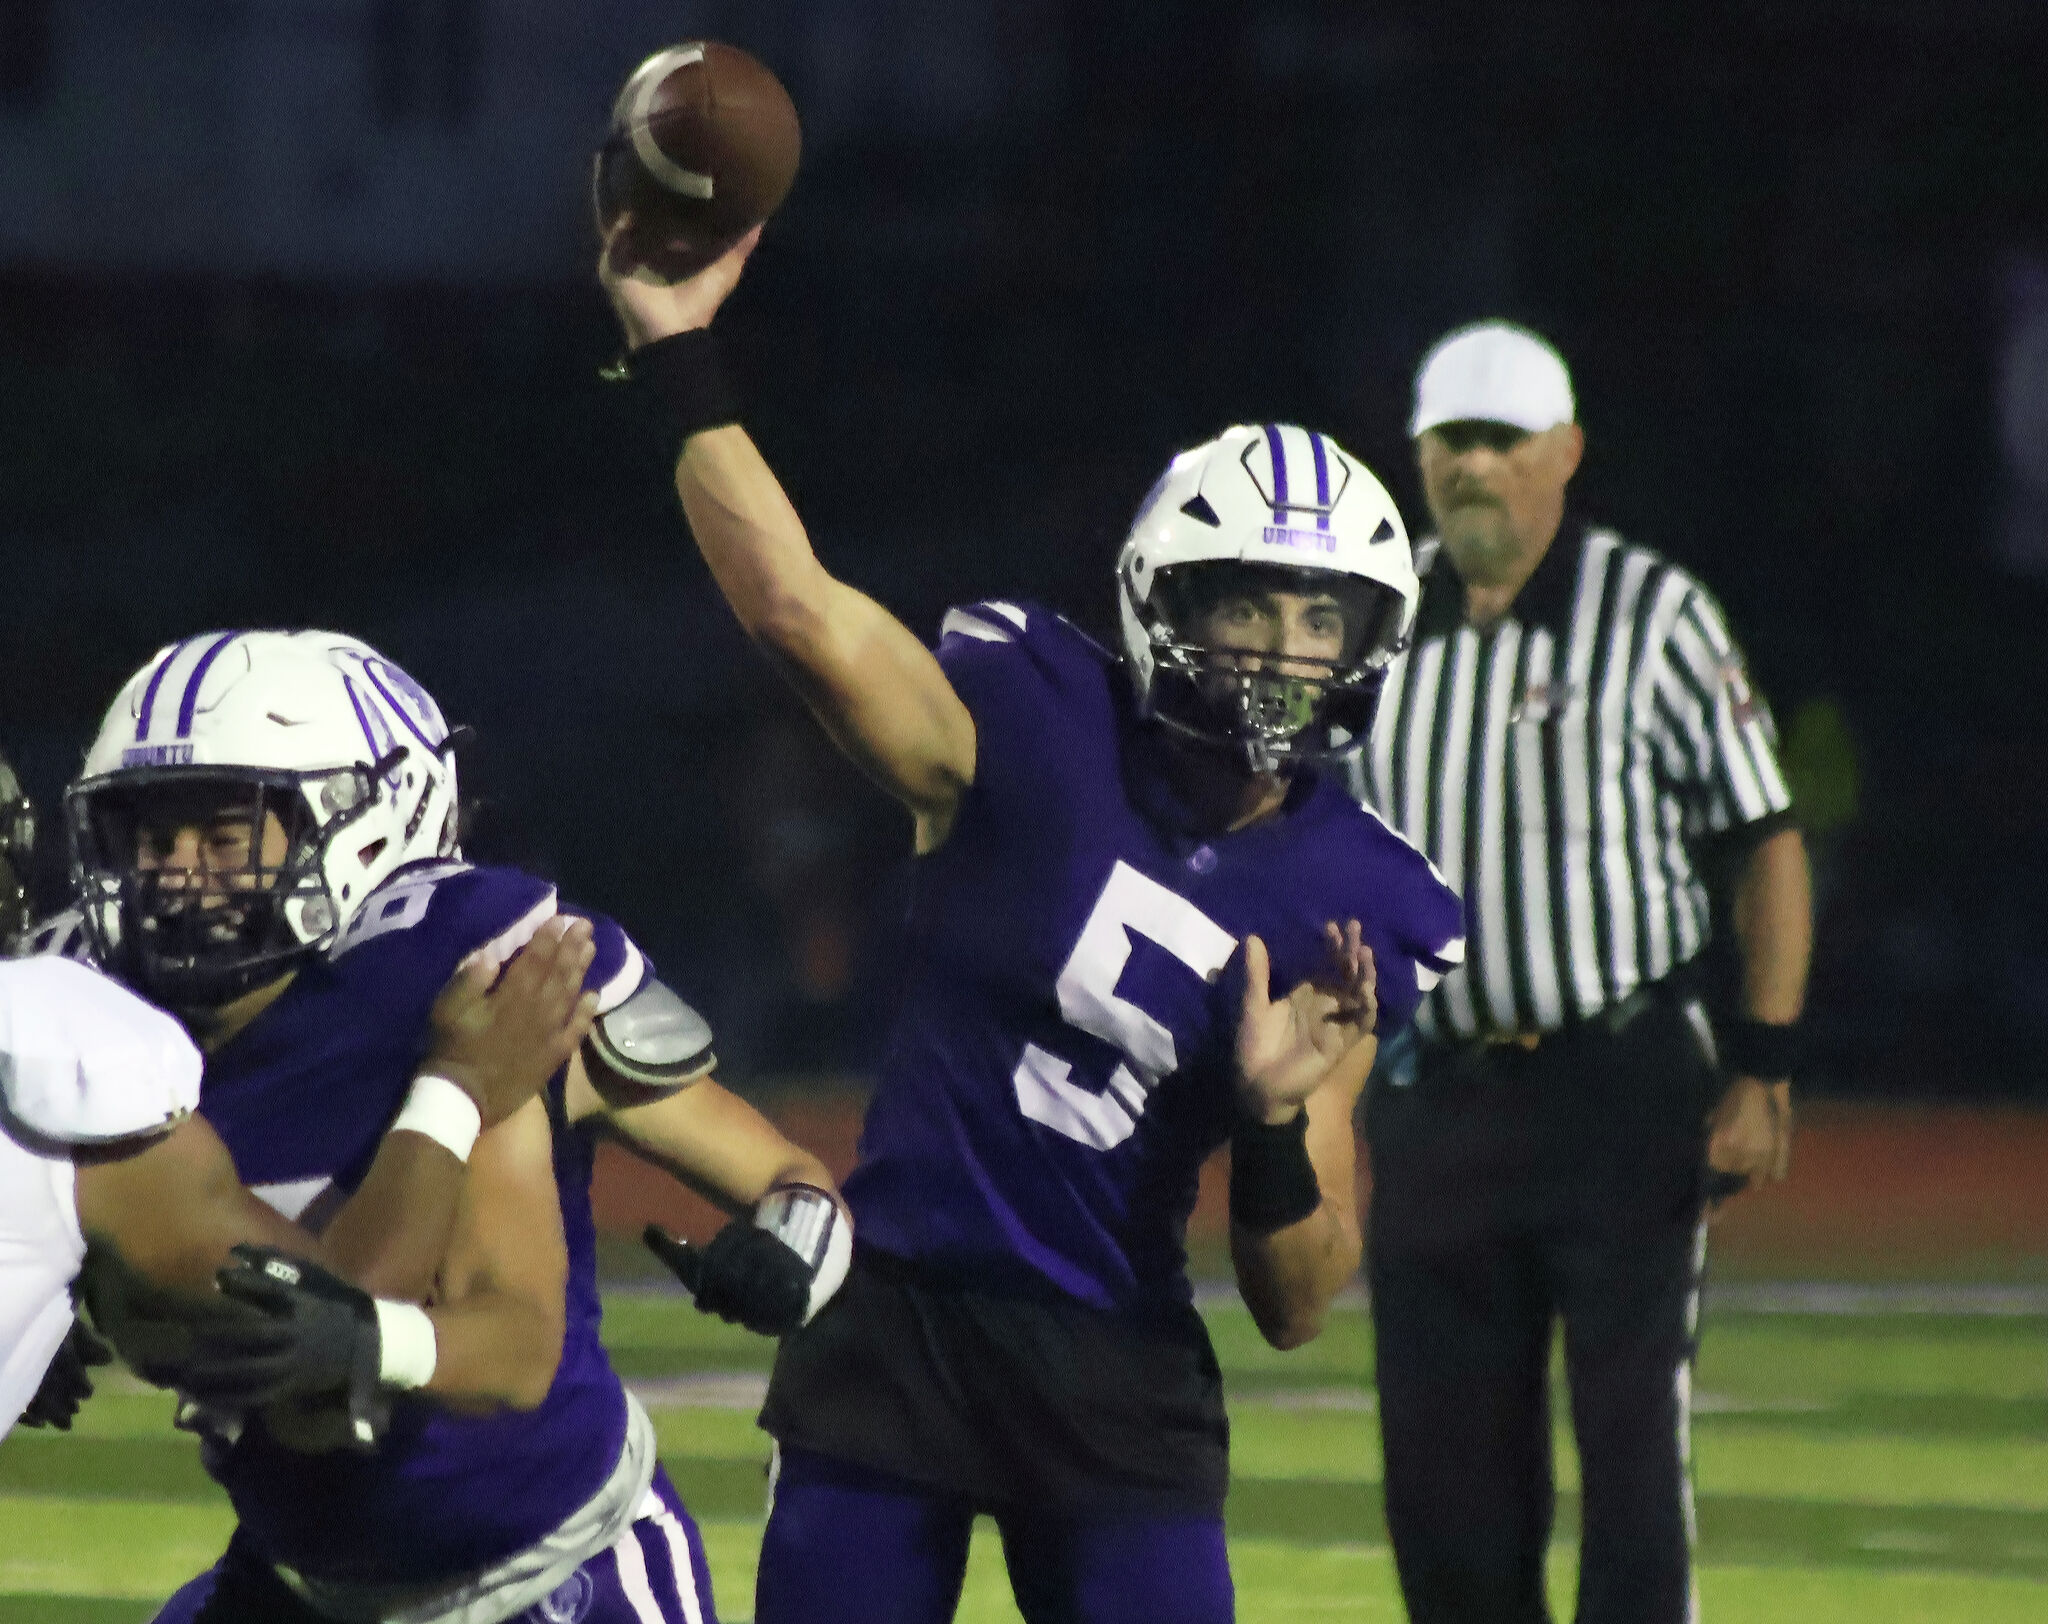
0,958 -> 203,1441
0,1131 -> 86,1437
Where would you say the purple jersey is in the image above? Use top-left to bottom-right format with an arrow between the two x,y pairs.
845,602 -> 1465,1313
192,860 -> 648,1584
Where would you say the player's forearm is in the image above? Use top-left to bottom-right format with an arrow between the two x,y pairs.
676,425 -> 836,650
603,1076 -> 842,1218
312,1134 -> 468,1301
78,1121 -> 315,1300
1230,1203 -> 1362,1351
422,1290 -> 565,1413
1226,1064 -> 1367,1350
673,429 -> 974,828
1731,827 -> 1812,1025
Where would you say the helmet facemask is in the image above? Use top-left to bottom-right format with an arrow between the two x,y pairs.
1137,561 -> 1404,774
68,759 -> 397,1010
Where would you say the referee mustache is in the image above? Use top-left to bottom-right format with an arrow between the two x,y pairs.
1442,474 -> 1504,509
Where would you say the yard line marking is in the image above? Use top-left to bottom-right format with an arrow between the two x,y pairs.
1707,1283 -> 2048,1317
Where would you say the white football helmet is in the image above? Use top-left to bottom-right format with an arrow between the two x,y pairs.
1117,424 -> 1420,772
67,631 -> 461,1007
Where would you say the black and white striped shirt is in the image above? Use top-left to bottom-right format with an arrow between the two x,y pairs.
1353,519 -> 1792,1042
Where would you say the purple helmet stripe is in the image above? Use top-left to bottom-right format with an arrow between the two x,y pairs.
360,664 -> 442,754
1263,423 -> 1289,518
1310,432 -> 1333,530
341,675 -> 383,765
174,632 -> 240,739
133,638 -> 196,742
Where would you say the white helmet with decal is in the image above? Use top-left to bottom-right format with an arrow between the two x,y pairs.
68,631 -> 460,1007
1116,423 -> 1420,771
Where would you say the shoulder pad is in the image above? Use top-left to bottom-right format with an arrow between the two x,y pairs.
0,958 -> 201,1145
590,976 -> 715,1091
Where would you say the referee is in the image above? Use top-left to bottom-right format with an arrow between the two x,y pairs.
1355,322 -> 1813,1624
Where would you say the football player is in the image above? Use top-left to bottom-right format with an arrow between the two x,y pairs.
46,631 -> 848,1624
601,236 -> 1466,1623
4,921 -> 600,1443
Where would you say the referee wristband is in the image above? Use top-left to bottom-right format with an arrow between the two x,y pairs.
391,1073 -> 483,1164
1229,1110 -> 1322,1235
612,328 -> 741,441
1720,1018 -> 1805,1081
373,1300 -> 438,1391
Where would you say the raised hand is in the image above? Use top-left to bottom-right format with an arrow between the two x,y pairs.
599,217 -> 763,351
1235,922 -> 1378,1124
424,916 -> 599,1127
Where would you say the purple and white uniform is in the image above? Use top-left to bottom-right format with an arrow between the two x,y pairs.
846,601 -> 1463,1310
755,603 -> 1463,1624
135,861 -> 719,1624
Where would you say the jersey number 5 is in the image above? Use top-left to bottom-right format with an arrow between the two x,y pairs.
1012,860 -> 1238,1151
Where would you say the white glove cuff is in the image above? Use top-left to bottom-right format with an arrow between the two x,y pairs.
373,1300 -> 438,1390
755,1183 -> 853,1325
391,1073 -> 482,1164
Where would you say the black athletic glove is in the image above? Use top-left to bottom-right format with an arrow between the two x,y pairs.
644,1221 -> 812,1338
177,1246 -> 390,1451
18,1316 -> 114,1431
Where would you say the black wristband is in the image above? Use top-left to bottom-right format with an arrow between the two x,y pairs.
609,328 -> 741,441
1229,1110 -> 1322,1235
1720,1018 -> 1804,1080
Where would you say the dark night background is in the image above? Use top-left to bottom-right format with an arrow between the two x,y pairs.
2,0 -> 2045,1096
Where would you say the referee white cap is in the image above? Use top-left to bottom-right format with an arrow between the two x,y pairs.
1410,321 -> 1575,438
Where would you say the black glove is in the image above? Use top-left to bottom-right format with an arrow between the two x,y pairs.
179,1246 -> 390,1451
644,1221 -> 812,1338
19,1316 -> 115,1431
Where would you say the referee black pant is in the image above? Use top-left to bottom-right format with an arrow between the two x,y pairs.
1365,989 -> 1718,1624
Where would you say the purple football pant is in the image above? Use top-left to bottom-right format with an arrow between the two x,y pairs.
755,1445 -> 1233,1624
149,1465 -> 718,1624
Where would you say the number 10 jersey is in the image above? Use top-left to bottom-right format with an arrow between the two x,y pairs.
843,601 -> 1465,1314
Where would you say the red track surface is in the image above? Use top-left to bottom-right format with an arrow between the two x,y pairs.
593,1095 -> 2048,1280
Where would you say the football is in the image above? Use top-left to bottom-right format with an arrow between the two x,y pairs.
594,41 -> 802,278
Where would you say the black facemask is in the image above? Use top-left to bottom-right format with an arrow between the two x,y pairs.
69,772 -> 357,1011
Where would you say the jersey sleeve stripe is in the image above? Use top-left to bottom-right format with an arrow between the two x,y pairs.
468,889 -> 560,978
939,608 -> 1018,645
592,938 -> 648,1015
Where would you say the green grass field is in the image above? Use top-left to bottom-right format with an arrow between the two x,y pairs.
4,1291 -> 2044,1622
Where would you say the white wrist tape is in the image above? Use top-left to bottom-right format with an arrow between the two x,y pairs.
373,1300 -> 439,1390
755,1183 -> 853,1325
391,1073 -> 482,1163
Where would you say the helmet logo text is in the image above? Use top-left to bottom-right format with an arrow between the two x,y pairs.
1261,525 -> 1339,554
120,743 -> 196,768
